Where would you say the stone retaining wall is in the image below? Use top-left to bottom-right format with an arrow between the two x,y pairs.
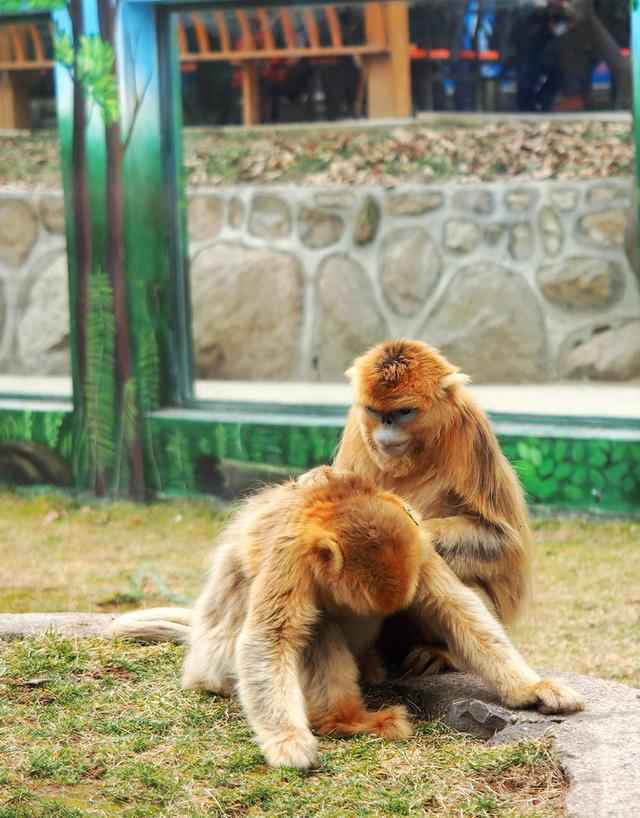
1,180 -> 638,383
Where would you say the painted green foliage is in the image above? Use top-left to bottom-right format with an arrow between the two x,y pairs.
148,417 -> 640,515
503,436 -> 640,513
0,409 -> 74,486
0,0 -> 163,498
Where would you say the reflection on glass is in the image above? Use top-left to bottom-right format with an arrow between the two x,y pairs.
179,0 -> 631,126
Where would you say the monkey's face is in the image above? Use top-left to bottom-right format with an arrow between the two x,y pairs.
348,340 -> 470,473
359,403 -> 418,466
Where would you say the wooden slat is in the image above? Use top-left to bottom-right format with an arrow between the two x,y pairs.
364,3 -> 386,47
213,12 -> 231,54
387,2 -> 410,117
178,44 -> 388,62
191,13 -> 211,55
176,18 -> 189,55
235,10 -> 254,51
29,24 -> 45,62
280,8 -> 297,49
9,25 -> 27,65
242,63 -> 260,125
323,7 -> 342,48
256,9 -> 275,51
303,9 -> 320,49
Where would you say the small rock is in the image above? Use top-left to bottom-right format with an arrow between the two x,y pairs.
452,188 -> 494,215
579,209 -> 626,248
587,184 -> 629,206
314,191 -> 356,210
444,220 -> 482,254
447,699 -> 512,739
505,188 -> 536,212
314,254 -> 387,380
187,195 -> 224,242
353,195 -> 381,245
538,258 -> 624,310
538,206 -> 563,256
248,194 -> 291,239
561,321 -> 640,381
385,190 -> 444,216
550,188 -> 579,211
39,195 -> 66,234
379,227 -> 441,317
0,198 -> 38,268
299,207 -> 344,249
190,242 -> 303,379
509,223 -> 535,260
228,197 -> 245,229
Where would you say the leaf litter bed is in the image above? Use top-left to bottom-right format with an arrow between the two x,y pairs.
0,119 -> 633,191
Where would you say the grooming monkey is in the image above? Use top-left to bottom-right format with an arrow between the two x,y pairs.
109,468 -> 583,769
334,340 -> 533,674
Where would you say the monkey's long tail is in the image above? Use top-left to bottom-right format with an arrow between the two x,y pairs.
106,607 -> 192,644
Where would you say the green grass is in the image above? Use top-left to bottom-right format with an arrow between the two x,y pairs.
1,493 -> 639,817
0,635 -> 565,818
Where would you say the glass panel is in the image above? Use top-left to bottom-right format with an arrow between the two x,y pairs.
0,16 -> 70,397
171,0 -> 635,401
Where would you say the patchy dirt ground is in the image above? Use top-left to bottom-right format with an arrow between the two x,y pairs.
0,119 -> 633,190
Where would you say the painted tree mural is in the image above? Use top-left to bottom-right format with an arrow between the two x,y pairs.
0,0 -> 157,497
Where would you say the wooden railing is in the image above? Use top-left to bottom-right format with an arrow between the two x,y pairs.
0,4 -> 411,129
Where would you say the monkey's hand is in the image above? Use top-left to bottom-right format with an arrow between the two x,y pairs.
297,466 -> 333,487
401,644 -> 459,678
504,678 -> 585,715
261,730 -> 319,769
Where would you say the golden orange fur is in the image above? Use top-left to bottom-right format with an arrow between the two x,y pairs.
335,339 -> 534,668
109,467 -> 584,770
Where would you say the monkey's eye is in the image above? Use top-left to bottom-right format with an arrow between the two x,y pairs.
396,408 -> 417,424
366,406 -> 381,418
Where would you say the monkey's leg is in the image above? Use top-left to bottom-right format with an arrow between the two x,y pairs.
358,646 -> 387,685
235,574 -> 319,769
411,551 -> 585,715
182,545 -> 248,696
305,624 -> 412,740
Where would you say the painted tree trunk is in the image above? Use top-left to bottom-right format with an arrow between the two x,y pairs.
98,0 -> 146,499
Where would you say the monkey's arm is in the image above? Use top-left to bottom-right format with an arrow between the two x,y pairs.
427,515 -> 505,573
235,569 -> 319,769
426,513 -> 528,622
410,548 -> 584,714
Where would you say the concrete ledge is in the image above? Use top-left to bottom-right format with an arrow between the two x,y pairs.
0,613 -> 116,640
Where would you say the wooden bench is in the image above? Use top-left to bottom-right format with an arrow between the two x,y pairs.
0,4 -> 411,129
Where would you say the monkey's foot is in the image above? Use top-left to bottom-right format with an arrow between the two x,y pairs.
314,701 -> 412,740
181,667 -> 233,697
530,679 -> 585,715
505,678 -> 586,715
368,705 -> 413,739
261,730 -> 319,769
401,645 -> 458,678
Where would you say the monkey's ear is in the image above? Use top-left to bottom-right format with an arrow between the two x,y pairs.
440,371 -> 470,391
344,366 -> 356,382
310,537 -> 344,580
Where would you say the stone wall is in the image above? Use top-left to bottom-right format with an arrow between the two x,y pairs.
1,181 -> 639,383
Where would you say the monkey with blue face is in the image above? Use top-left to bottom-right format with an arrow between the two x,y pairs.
334,339 -> 533,676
